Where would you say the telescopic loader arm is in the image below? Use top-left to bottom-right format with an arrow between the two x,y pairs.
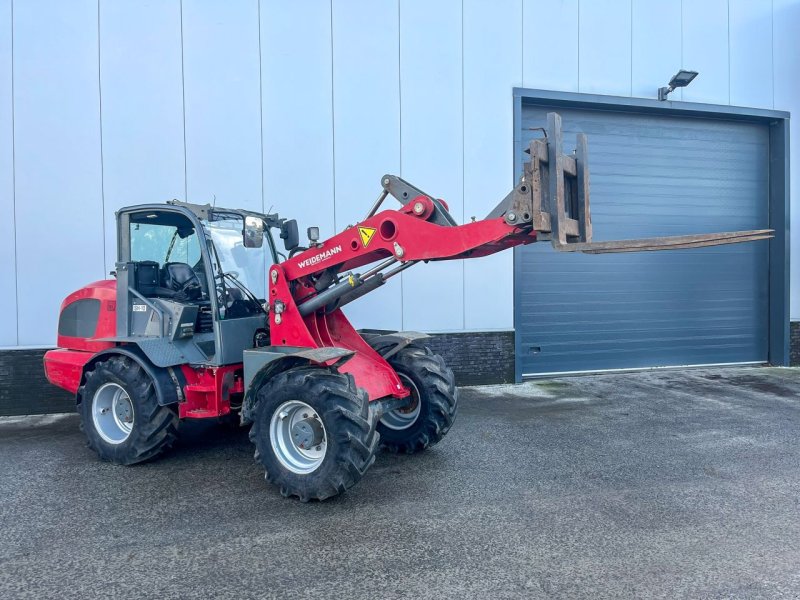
264,111 -> 771,402
281,111 -> 771,296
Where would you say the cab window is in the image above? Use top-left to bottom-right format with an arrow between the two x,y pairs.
130,221 -> 201,265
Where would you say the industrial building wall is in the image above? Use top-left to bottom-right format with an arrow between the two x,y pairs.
0,0 -> 798,352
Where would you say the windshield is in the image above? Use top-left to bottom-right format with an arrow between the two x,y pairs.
202,217 -> 272,314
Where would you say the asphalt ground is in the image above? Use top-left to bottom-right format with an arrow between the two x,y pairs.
1,366 -> 799,599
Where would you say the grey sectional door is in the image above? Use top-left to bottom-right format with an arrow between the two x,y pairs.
515,105 -> 770,376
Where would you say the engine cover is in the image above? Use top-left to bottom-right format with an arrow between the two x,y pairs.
56,280 -> 117,353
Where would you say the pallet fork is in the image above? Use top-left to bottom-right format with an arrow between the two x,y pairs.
487,112 -> 772,253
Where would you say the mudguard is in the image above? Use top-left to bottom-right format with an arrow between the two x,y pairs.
240,346 -> 355,424
78,346 -> 184,407
358,329 -> 431,360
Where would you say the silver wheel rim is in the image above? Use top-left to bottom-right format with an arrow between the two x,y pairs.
92,382 -> 134,445
269,400 -> 327,474
380,373 -> 421,431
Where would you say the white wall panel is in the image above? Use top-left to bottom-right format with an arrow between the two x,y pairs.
331,0 -> 402,330
522,0 -> 577,91
0,0 -> 15,346
682,0 -> 729,104
464,0 -> 521,330
182,0 -> 262,211
13,0 -> 104,346
631,0 -> 681,99
261,0 -> 334,240
99,0 -> 185,274
400,0 -> 463,331
773,0 -> 800,319
729,0 -> 773,109
579,0 -> 632,96
2,0 -> 797,347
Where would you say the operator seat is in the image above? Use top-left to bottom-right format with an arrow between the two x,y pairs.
161,262 -> 203,301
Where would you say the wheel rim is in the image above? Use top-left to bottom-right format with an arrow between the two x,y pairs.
269,400 -> 327,474
91,382 -> 134,445
380,373 -> 421,431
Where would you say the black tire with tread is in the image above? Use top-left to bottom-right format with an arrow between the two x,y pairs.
78,356 -> 179,465
249,366 -> 379,502
378,343 -> 458,454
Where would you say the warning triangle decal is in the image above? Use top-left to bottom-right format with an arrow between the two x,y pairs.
358,226 -> 377,248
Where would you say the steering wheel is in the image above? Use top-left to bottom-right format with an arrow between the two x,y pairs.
174,279 -> 202,302
215,276 -> 236,310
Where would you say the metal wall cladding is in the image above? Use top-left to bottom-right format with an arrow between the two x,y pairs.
516,105 -> 770,376
1,0 -> 797,348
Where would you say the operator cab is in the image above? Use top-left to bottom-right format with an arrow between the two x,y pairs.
115,203 -> 287,366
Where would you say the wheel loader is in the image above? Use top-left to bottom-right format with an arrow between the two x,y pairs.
43,113 -> 772,501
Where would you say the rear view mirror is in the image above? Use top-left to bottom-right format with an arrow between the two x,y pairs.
243,216 -> 264,248
280,219 -> 300,251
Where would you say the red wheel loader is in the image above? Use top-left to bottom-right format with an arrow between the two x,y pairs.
43,113 -> 772,501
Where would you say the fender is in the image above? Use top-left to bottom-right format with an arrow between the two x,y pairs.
241,346 -> 355,424
358,329 -> 430,360
78,346 -> 185,407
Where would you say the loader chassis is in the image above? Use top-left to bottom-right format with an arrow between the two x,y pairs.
43,112 -> 771,501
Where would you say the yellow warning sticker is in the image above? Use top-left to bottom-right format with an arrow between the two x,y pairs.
358,226 -> 377,248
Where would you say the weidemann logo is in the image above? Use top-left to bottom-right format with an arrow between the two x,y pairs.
297,245 -> 342,269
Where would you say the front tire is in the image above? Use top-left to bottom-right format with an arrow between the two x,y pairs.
249,366 -> 379,501
78,356 -> 179,465
378,344 -> 458,454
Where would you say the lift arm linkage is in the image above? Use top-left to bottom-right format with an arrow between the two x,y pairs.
280,112 -> 772,318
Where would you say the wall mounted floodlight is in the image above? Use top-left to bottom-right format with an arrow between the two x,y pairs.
658,69 -> 699,101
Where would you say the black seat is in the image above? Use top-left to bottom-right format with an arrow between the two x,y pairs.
161,262 -> 203,301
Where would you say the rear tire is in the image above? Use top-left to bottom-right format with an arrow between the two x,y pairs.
378,344 -> 458,454
249,366 -> 379,502
78,356 -> 179,465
